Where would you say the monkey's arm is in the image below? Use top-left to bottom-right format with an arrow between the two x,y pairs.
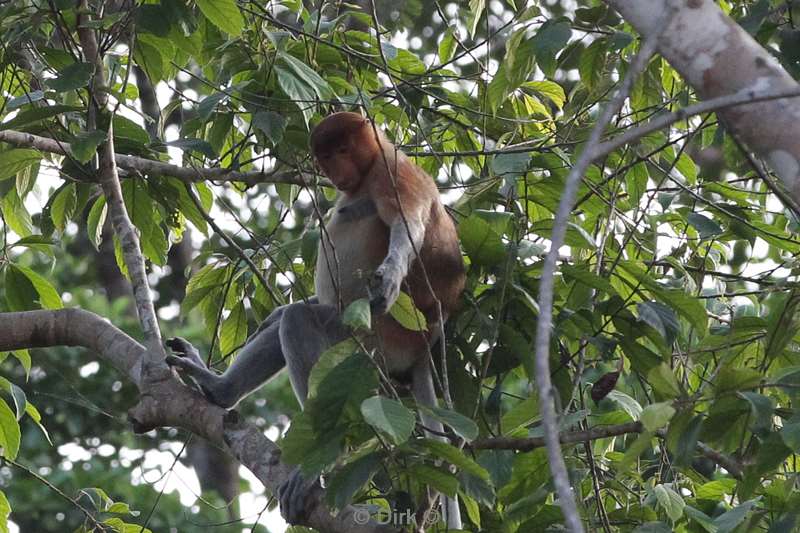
369,204 -> 428,314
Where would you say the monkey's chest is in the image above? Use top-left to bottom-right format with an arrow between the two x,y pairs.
314,206 -> 388,309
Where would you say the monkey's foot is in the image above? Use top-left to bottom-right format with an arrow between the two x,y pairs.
165,339 -> 237,408
165,337 -> 205,366
278,467 -> 320,525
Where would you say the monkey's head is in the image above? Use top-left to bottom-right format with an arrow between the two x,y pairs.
310,112 -> 382,192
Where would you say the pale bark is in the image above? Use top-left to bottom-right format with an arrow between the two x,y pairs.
606,0 -> 800,205
0,310 -> 394,533
0,129 -> 309,186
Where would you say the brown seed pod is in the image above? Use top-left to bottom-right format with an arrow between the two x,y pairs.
591,370 -> 620,403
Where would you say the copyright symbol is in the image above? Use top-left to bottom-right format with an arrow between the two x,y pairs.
353,506 -> 371,525
423,508 -> 441,527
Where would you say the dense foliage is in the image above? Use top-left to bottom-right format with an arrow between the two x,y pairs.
2,0 -> 800,531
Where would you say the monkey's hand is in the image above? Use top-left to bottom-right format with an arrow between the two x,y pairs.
368,260 -> 403,315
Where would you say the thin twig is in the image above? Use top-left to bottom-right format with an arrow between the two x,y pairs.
532,30 -> 666,533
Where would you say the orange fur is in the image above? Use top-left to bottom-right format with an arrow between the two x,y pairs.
311,112 -> 465,368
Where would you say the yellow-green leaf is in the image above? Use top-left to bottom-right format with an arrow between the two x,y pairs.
196,0 -> 244,36
388,292 -> 427,331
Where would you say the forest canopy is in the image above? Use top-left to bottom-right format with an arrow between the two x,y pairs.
2,0 -> 800,532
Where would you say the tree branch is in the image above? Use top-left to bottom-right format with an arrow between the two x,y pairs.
0,309 -> 394,533
605,0 -> 800,208
531,21 -> 667,533
77,0 -> 162,357
0,129 -> 315,187
472,421 -> 743,479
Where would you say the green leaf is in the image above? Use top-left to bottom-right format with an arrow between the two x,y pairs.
252,111 -> 287,145
0,399 -> 21,460
0,149 -> 41,181
166,138 -> 216,159
360,396 -> 416,445
640,402 -> 675,432
686,212 -> 722,239
498,395 -> 539,436
418,405 -> 479,441
408,464 -> 459,497
11,350 -> 31,377
196,0 -> 244,36
713,500 -> 758,533
307,339 -> 359,399
695,479 -> 736,500
647,363 -> 682,399
618,261 -> 708,335
1,189 -> 34,236
530,19 -> 572,76
0,105 -> 82,131
0,490 -> 9,533
665,410 -> 702,467
637,301 -> 680,346
417,438 -> 490,481
3,266 -> 37,311
522,80 -> 566,109
86,196 -> 108,250
325,452 -> 383,510
492,152 -> 530,178
7,383 -> 26,421
438,27 -> 457,63
279,53 -> 333,99
578,38 -> 607,90
653,484 -> 685,522
50,183 -> 78,232
388,292 -> 427,331
23,401 -> 49,444
606,390 -> 642,421
183,264 -> 231,313
459,214 -> 506,266
739,392 -> 773,434
780,421 -> 800,451
632,523 -> 672,533
342,298 -> 371,330
220,302 -> 247,357
70,130 -> 107,164
122,180 -> 168,266
10,265 -> 63,309
45,62 -> 94,92
274,65 -> 316,124
467,0 -> 485,37
619,430 -> 654,472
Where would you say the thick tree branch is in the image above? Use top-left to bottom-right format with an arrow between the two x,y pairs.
472,421 -> 743,479
0,309 -> 394,533
605,0 -> 800,207
0,129 -> 314,187
0,309 -> 143,386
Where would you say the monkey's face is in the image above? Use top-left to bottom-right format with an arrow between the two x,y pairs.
315,145 -> 362,192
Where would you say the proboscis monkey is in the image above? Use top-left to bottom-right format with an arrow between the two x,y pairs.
167,111 -> 466,528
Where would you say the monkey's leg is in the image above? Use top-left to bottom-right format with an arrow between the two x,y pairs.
166,318 -> 286,408
411,358 -> 464,530
276,302 -> 351,524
